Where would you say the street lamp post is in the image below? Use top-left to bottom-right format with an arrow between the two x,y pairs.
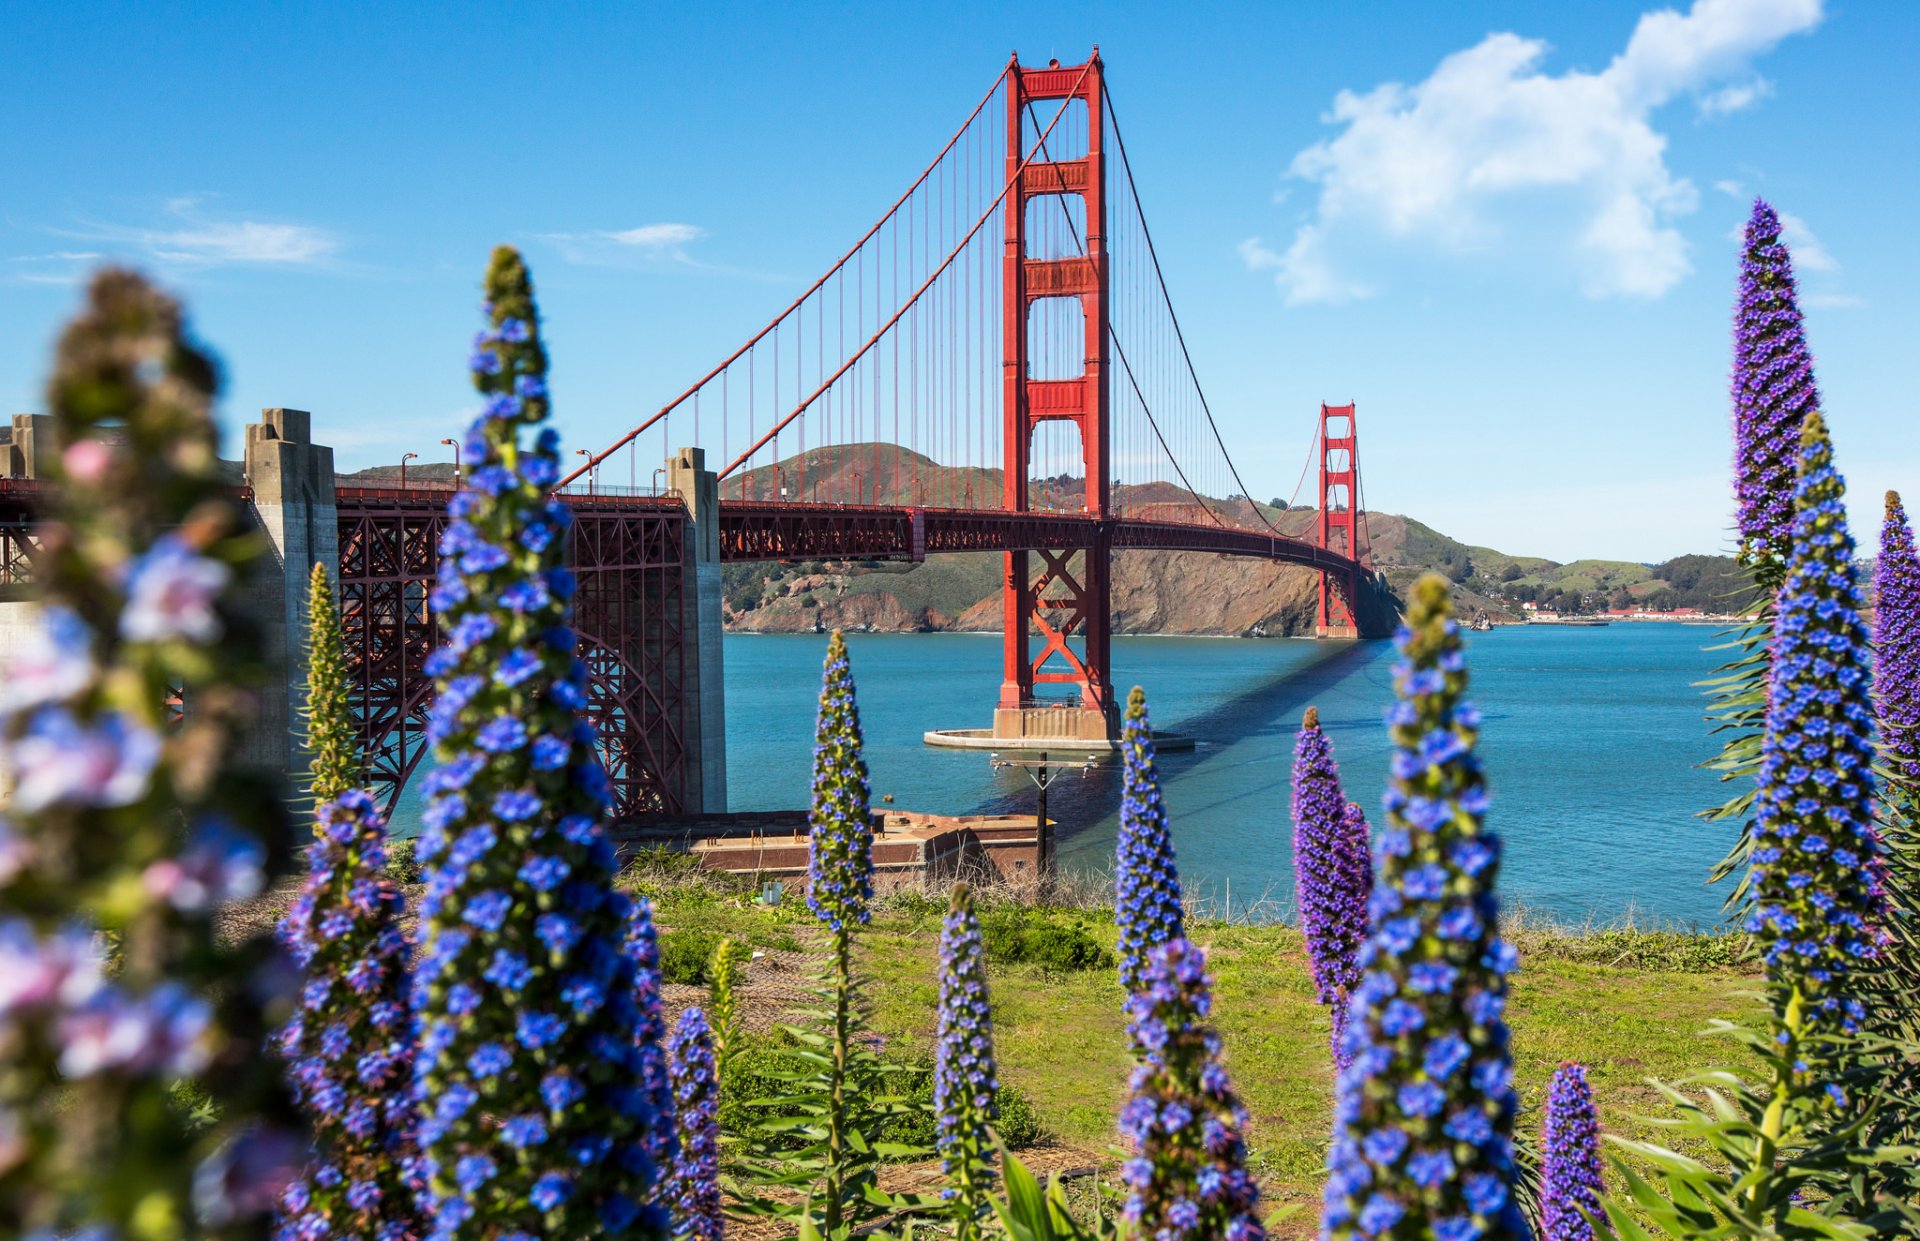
988,750 -> 1097,881
400,452 -> 418,489
574,449 -> 595,495
440,438 -> 461,489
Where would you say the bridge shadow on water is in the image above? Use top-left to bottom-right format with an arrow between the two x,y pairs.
961,638 -> 1399,859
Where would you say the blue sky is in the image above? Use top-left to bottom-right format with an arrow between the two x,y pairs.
3,0 -> 1913,562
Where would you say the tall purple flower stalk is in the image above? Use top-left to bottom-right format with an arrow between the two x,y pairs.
275,563 -> 421,1239
1292,706 -> 1373,1066
628,899 -> 678,1186
409,247 -> 667,1236
278,789 -> 420,1238
936,883 -> 998,1239
1877,491 -> 1920,804
665,1009 -> 722,1241
1323,575 -> 1526,1241
1539,1062 -> 1603,1241
1118,938 -> 1264,1241
806,628 -> 877,1231
1116,686 -> 1184,994
808,629 -> 874,935
1733,198 -> 1822,585
1749,413 -> 1881,1080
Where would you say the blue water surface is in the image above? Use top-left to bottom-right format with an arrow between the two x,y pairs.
722,625 -> 1737,927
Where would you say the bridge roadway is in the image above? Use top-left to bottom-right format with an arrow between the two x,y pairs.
4,468 -> 1371,824
711,497 -> 1368,577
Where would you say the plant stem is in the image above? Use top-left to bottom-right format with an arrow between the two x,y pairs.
1749,983 -> 1805,1205
827,925 -> 852,1232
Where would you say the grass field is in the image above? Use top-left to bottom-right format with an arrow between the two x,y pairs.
628,861 -> 1760,1235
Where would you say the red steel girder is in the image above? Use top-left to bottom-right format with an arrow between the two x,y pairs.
335,487 -> 693,821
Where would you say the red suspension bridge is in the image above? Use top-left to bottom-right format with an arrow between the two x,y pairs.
1,49 -> 1384,822
560,49 -> 1381,745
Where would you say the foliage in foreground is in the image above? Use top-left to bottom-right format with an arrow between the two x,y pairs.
409,247 -> 668,1235
0,269 -> 297,1236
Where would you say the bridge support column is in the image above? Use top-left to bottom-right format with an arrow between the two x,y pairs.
993,51 -> 1117,744
244,407 -> 338,796
670,446 -> 728,813
1315,402 -> 1363,640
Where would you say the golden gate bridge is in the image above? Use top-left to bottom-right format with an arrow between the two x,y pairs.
0,49 -> 1380,822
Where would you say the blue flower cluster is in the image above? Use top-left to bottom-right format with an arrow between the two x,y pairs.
807,630 -> 874,935
1292,706 -> 1374,1068
665,1008 -> 723,1241
935,883 -> 998,1233
1323,576 -> 1526,1241
1539,1062 -> 1603,1241
1118,938 -> 1264,1241
409,247 -> 667,1238
1116,686 -> 1184,995
1750,413 -> 1882,1057
276,789 -> 421,1238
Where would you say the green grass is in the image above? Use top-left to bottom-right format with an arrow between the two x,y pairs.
634,870 -> 1760,1235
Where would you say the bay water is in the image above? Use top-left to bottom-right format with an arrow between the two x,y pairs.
722,625 -> 1737,928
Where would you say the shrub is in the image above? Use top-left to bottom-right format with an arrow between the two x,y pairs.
384,836 -> 422,885
718,1032 -> 1045,1156
659,928 -> 723,986
981,909 -> 1114,973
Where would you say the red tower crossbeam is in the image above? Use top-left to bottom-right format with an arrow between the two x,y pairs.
1316,402 -> 1365,636
1000,52 -> 1113,720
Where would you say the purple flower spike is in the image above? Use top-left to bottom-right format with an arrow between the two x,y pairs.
627,898 -> 678,1175
1291,706 -> 1373,1067
411,247 -> 668,1236
276,789 -> 421,1237
1118,938 -> 1264,1241
807,630 -> 875,936
1116,686 -> 1185,995
1733,198 -> 1822,587
1322,576 -> 1526,1241
1750,414 -> 1881,1054
936,883 -> 998,1233
1540,1062 -> 1604,1241
665,1008 -> 722,1241
1876,491 -> 1920,800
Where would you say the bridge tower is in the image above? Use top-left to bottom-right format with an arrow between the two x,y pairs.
995,50 -> 1117,743
1316,402 -> 1364,639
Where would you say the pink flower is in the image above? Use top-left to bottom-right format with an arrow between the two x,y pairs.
120,536 -> 230,644
144,819 -> 265,911
7,708 -> 161,812
0,920 -> 104,1018
62,437 -> 114,484
57,983 -> 211,1079
0,607 -> 93,720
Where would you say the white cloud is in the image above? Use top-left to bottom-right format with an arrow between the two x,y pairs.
540,222 -> 707,267
1697,77 -> 1774,116
605,223 -> 704,250
1247,0 -> 1822,305
56,201 -> 339,269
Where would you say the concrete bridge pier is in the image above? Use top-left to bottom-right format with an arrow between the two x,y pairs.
242,408 -> 338,798
670,446 -> 728,814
